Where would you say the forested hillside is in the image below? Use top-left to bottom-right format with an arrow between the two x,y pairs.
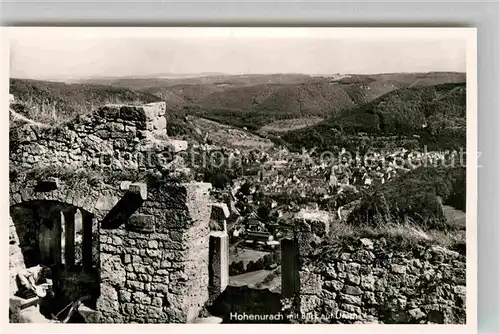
282,83 -> 466,152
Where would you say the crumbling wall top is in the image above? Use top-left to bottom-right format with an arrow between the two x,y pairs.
9,101 -> 186,173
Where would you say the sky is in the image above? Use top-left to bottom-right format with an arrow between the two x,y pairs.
9,29 -> 467,79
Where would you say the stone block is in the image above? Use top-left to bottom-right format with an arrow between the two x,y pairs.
150,283 -> 168,294
299,295 -> 322,315
120,181 -> 132,190
343,285 -> 363,296
346,273 -> 361,285
119,290 -> 131,303
100,254 -> 126,287
339,293 -> 362,306
163,209 -> 192,230
153,116 -> 167,130
97,284 -> 119,312
346,262 -> 361,274
138,274 -> 153,282
391,264 -> 407,274
169,139 -> 189,153
352,250 -> 375,264
132,291 -> 151,305
143,102 -> 166,119
126,214 -> 155,233
192,316 -> 223,324
363,291 -> 377,305
151,297 -> 163,307
121,303 -> 135,316
323,264 -> 337,279
148,240 -> 159,249
324,280 -> 343,292
147,306 -> 163,318
360,274 -> 375,291
209,231 -> 229,293
95,194 -> 120,211
299,271 -> 322,295
128,183 -> 147,200
119,106 -> 147,122
408,308 -> 426,321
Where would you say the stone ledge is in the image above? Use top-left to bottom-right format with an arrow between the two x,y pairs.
191,316 -> 223,324
120,181 -> 147,200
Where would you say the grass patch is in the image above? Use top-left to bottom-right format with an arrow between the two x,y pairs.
10,78 -> 162,125
347,166 -> 466,229
309,219 -> 466,265
10,164 -> 191,190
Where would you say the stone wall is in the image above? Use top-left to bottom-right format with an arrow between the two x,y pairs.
291,218 -> 466,324
10,176 -> 214,323
10,102 -> 171,171
9,102 -> 226,323
96,182 -> 213,323
9,216 -> 26,292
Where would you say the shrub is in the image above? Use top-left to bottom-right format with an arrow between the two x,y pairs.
229,261 -> 245,276
244,251 -> 282,273
347,166 -> 466,230
283,83 -> 466,152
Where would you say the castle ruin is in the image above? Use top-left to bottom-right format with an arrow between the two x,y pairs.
9,102 -> 229,323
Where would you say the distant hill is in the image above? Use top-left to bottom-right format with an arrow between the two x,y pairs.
10,72 -> 466,133
187,73 -> 465,130
144,84 -> 228,111
252,80 -> 356,117
9,78 -> 163,125
282,82 -> 466,152
76,73 -> 312,90
197,84 -> 284,110
75,73 -> 313,114
334,72 -> 466,106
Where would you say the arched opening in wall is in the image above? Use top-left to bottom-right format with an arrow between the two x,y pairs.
10,200 -> 99,314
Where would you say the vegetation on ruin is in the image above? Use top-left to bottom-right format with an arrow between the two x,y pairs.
10,79 -> 162,125
347,165 -> 466,227
306,166 -> 466,258
9,164 -> 188,190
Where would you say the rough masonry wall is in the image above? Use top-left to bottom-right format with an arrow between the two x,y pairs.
10,102 -> 169,171
294,222 -> 466,324
9,216 -> 26,292
97,182 -> 212,323
10,102 -> 219,323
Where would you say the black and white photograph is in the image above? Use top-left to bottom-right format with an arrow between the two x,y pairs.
4,27 -> 476,327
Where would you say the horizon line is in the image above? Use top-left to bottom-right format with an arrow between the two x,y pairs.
10,70 -> 467,82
